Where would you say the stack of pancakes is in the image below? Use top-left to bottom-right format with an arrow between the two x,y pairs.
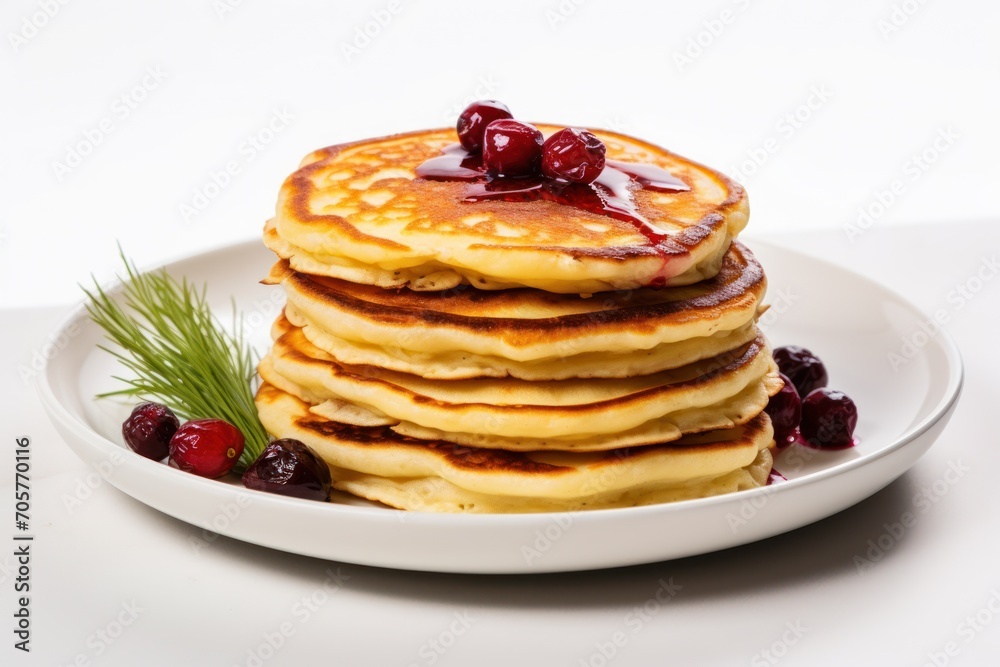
256,126 -> 781,512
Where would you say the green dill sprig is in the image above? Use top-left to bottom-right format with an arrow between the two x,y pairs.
82,248 -> 269,469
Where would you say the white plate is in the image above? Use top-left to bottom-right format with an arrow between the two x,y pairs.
38,239 -> 962,574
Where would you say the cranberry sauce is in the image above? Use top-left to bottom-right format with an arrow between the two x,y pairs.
415,144 -> 690,246
605,159 -> 689,192
767,468 -> 787,485
791,430 -> 859,451
414,143 -> 484,179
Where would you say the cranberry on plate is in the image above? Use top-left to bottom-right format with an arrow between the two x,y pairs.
800,388 -> 858,448
242,438 -> 331,501
773,345 -> 829,398
122,402 -> 179,461
764,373 -> 802,444
169,418 -> 245,478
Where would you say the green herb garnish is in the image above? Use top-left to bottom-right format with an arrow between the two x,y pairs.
82,249 -> 269,469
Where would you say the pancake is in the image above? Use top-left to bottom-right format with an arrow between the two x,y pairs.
266,125 -> 748,293
255,382 -> 774,512
385,379 -> 780,451
261,350 -> 781,452
283,302 -> 761,381
266,240 -> 766,369
329,449 -> 772,512
259,321 -> 778,443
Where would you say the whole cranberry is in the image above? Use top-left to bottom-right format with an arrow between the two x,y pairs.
541,128 -> 607,184
482,119 -> 544,178
773,345 -> 829,398
242,439 -> 331,501
800,389 -> 858,448
169,419 -> 245,478
764,373 -> 802,444
456,100 -> 513,153
122,402 -> 179,461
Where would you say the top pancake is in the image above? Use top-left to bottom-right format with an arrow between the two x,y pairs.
268,125 -> 748,293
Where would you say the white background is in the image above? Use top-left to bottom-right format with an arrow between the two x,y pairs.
3,1 -> 1000,666
2,0 -> 998,307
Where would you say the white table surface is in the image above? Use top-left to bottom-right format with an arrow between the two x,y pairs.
2,221 -> 998,666
4,0 -> 1000,664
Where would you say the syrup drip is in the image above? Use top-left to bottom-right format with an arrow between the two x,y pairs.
414,144 -> 691,247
